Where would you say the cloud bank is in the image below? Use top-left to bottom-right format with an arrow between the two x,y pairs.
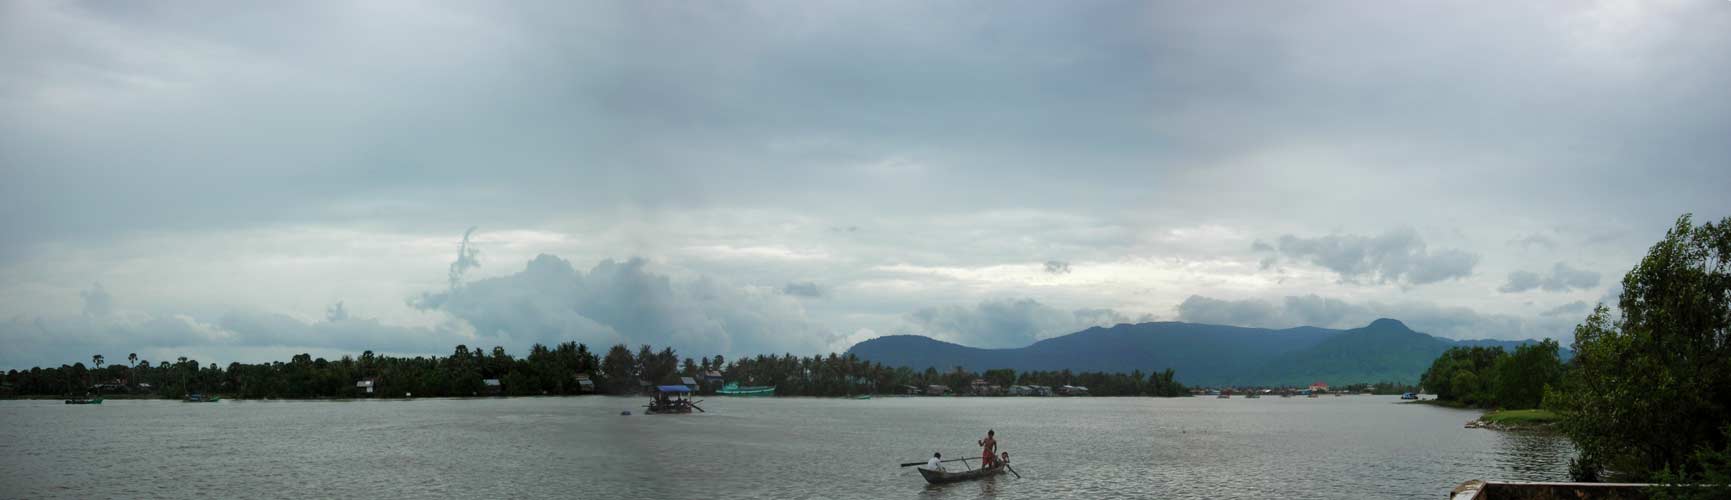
1499,262 -> 1602,293
1264,229 -> 1479,286
906,298 -> 1150,348
414,254 -> 837,357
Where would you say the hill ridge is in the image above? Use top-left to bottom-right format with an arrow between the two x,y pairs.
845,319 -> 1555,386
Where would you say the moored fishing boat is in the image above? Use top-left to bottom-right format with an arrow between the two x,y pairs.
64,397 -> 103,404
716,382 -> 776,397
917,465 -> 1007,484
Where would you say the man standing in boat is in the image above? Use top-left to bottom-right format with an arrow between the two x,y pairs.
978,430 -> 998,468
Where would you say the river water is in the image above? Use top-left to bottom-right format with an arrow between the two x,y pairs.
0,395 -> 1571,499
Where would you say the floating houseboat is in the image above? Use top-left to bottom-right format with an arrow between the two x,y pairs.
645,385 -> 704,414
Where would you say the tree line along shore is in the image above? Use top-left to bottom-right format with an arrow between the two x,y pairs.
2,342 -> 1194,400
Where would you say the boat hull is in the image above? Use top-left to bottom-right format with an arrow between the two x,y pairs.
918,465 -> 1006,484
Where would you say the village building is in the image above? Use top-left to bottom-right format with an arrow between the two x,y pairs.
355,377 -> 379,396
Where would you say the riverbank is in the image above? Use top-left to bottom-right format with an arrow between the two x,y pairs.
1401,398 -> 1471,408
2,393 -> 164,400
1466,409 -> 1560,430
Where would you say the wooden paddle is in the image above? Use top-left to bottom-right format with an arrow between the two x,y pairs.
1004,462 -> 1021,478
898,457 -> 971,467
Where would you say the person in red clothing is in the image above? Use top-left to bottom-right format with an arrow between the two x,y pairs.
978,429 -> 998,468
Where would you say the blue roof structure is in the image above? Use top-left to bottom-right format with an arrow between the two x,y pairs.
656,385 -> 692,393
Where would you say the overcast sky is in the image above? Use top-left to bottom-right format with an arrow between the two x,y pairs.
3,1 -> 1728,369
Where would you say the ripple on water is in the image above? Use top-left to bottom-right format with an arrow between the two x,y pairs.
0,396 -> 1572,499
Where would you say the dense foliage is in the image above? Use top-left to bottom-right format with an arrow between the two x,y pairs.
1422,339 -> 1565,408
1548,215 -> 1731,483
1420,335 -> 1565,409
4,343 -> 1191,399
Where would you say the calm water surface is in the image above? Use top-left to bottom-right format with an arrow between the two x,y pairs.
0,396 -> 1570,499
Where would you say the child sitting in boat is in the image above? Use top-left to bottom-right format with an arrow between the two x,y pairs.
923,452 -> 945,472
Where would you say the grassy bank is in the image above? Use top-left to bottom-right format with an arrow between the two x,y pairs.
1479,409 -> 1561,427
1402,398 -> 1471,408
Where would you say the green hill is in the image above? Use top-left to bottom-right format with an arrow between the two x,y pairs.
846,318 -> 1559,387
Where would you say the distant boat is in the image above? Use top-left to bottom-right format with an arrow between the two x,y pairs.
184,393 -> 220,403
64,397 -> 102,405
645,385 -> 704,414
1400,392 -> 1419,400
853,395 -> 872,400
717,382 -> 776,397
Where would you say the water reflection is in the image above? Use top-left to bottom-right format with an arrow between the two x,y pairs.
1493,429 -> 1576,479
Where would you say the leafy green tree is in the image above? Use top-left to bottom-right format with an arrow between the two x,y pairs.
601,344 -> 637,393
1548,214 -> 1731,481
1491,339 -> 1563,410
1420,346 -> 1503,405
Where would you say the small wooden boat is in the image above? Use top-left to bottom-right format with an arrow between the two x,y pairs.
184,393 -> 220,403
918,465 -> 1007,484
65,398 -> 103,405
853,394 -> 872,400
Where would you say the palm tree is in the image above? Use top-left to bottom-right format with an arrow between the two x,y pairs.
128,353 -> 138,368
92,354 -> 104,370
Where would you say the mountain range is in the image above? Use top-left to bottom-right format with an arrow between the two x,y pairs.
844,318 -> 1558,387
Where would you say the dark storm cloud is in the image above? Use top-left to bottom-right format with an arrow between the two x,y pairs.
448,227 -> 481,289
1498,262 -> 1602,293
906,298 -> 1149,348
1043,260 -> 1072,274
1270,229 -> 1479,286
1176,294 -> 1577,341
1540,301 -> 1592,318
782,282 -> 823,298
